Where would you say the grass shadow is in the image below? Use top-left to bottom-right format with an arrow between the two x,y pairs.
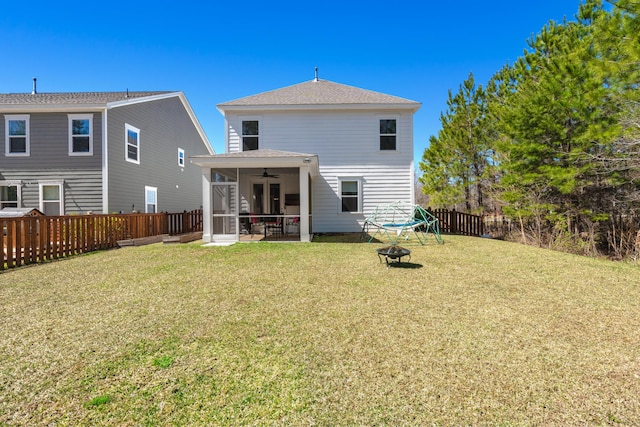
313,233 -> 380,243
313,233 -> 437,246
385,262 -> 423,269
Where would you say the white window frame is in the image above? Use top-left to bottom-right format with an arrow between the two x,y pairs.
125,123 -> 141,164
178,148 -> 185,167
145,186 -> 158,213
68,114 -> 93,156
5,114 -> 30,156
241,118 -> 260,151
39,181 -> 64,216
0,180 -> 21,209
379,116 -> 398,151
338,177 -> 362,214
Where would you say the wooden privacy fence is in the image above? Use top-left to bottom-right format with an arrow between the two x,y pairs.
428,208 -> 485,237
167,209 -> 203,235
1,209 -> 202,271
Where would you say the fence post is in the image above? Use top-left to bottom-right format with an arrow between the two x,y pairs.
450,209 -> 457,234
182,211 -> 189,234
7,220 -> 15,268
1,219 -> 6,270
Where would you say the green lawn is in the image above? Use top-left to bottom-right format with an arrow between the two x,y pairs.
1,235 -> 639,426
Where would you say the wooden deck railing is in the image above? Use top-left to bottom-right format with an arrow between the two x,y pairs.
1,209 -> 202,271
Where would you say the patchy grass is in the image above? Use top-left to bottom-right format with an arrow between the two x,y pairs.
85,395 -> 112,408
152,355 -> 175,369
1,235 -> 639,426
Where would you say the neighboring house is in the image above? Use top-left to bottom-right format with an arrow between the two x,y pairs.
0,90 -> 213,215
191,76 -> 420,243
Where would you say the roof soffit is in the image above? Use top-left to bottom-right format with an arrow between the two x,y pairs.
190,150 -> 319,176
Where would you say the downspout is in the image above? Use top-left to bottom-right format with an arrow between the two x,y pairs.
102,108 -> 109,213
410,160 -> 415,206
235,167 -> 240,241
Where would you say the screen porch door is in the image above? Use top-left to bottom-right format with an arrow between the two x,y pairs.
211,182 -> 238,237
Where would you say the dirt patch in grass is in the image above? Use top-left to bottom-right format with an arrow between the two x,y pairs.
1,236 -> 639,425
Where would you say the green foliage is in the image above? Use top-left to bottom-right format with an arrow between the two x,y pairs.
419,73 -> 497,211
421,0 -> 640,256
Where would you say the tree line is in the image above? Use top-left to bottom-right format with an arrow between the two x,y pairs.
419,0 -> 640,259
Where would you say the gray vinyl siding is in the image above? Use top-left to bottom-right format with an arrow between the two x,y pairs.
0,169 -> 103,214
0,112 -> 103,169
106,96 -> 210,213
0,111 -> 103,214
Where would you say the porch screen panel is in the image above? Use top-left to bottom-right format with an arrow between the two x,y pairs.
212,183 -> 238,235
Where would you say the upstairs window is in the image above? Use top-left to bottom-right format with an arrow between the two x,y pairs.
242,120 -> 259,151
379,119 -> 397,151
0,182 -> 20,209
5,115 -> 30,156
339,178 -> 361,213
68,114 -> 93,155
125,124 -> 140,164
178,148 -> 185,167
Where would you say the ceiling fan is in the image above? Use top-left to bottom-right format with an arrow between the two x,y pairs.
254,168 -> 279,178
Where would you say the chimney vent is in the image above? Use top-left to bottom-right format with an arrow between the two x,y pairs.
32,77 -> 37,94
314,67 -> 319,82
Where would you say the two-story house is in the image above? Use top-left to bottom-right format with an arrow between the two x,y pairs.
192,77 -> 420,243
0,89 -> 213,215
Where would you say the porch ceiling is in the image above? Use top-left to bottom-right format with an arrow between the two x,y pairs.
190,149 -> 319,176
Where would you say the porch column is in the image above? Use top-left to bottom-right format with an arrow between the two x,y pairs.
201,168 -> 212,242
299,165 -> 311,242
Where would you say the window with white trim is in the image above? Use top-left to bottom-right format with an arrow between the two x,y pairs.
39,182 -> 64,216
145,186 -> 157,213
339,178 -> 361,213
125,124 -> 140,164
5,115 -> 30,156
0,181 -> 20,209
242,120 -> 259,151
379,118 -> 397,151
68,114 -> 93,155
178,148 -> 185,167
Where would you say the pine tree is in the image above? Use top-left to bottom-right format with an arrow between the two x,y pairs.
419,73 -> 497,212
491,5 -> 625,249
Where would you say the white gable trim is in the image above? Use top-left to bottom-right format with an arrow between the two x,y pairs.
109,92 -> 214,155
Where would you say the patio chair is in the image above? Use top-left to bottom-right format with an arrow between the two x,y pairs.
265,214 -> 283,239
250,213 -> 262,235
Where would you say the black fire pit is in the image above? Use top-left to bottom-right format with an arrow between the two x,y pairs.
377,245 -> 411,268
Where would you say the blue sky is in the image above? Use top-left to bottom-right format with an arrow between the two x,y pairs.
1,0 -> 584,166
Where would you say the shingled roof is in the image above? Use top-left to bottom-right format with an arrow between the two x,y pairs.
0,91 -> 172,106
218,79 -> 420,110
192,149 -> 317,159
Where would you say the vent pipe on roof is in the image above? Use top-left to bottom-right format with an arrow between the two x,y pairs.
314,67 -> 319,82
32,77 -> 37,94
